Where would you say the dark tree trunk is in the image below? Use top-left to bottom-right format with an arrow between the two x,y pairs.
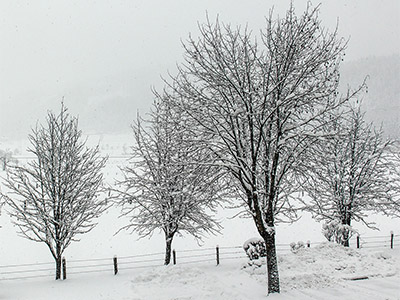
343,232 -> 349,247
250,192 -> 280,294
342,217 -> 351,247
263,232 -> 280,294
55,256 -> 62,280
55,242 -> 62,280
164,234 -> 174,265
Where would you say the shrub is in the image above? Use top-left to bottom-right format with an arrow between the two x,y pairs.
322,219 -> 357,245
243,238 -> 267,260
290,241 -> 305,253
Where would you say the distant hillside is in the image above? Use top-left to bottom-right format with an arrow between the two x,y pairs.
340,55 -> 400,138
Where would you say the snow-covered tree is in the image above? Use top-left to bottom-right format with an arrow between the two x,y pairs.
300,103 -> 399,246
114,94 -> 225,265
165,3 -> 360,294
1,104 -> 108,280
0,149 -> 17,170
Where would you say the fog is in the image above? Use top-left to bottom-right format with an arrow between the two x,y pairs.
1,0 -> 399,140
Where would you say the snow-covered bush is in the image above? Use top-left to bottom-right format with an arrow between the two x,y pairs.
243,238 -> 267,260
290,241 -> 305,253
322,220 -> 357,245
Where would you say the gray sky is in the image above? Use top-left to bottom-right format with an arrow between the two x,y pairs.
1,0 -> 399,140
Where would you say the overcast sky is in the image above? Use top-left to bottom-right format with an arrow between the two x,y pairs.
1,0 -> 399,141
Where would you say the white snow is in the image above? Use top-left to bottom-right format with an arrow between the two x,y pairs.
0,243 -> 399,300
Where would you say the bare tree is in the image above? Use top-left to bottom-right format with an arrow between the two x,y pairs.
0,149 -> 17,170
1,104 -> 108,280
166,3 -> 361,294
300,103 -> 400,246
114,94 -> 226,265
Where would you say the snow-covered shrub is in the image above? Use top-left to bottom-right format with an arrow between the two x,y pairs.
322,220 -> 357,245
290,241 -> 305,253
243,238 -> 267,260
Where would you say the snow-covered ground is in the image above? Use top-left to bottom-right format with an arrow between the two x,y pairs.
1,134 -> 400,299
0,243 -> 399,299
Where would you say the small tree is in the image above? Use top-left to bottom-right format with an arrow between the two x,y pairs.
115,95 -> 225,265
0,149 -> 17,170
1,104 -> 108,280
166,3 -> 359,294
301,103 -> 399,246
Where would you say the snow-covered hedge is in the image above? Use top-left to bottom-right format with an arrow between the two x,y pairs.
290,241 -> 305,253
322,219 -> 357,244
243,238 -> 266,260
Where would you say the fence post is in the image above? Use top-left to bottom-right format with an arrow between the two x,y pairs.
307,240 -> 310,248
357,235 -> 360,249
216,245 -> 220,266
62,257 -> 67,280
173,250 -> 176,265
113,256 -> 118,275
391,231 -> 394,249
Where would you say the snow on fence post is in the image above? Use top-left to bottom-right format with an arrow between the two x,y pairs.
390,231 -> 394,249
113,256 -> 118,275
357,235 -> 360,249
173,250 -> 176,265
216,245 -> 220,266
307,240 -> 310,248
62,257 -> 67,280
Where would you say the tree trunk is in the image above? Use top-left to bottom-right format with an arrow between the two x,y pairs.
342,218 -> 351,247
55,256 -> 62,280
343,232 -> 349,247
263,232 -> 280,294
55,242 -> 62,280
250,192 -> 280,294
164,234 -> 174,265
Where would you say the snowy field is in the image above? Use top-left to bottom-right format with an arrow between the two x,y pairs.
1,134 -> 400,299
0,244 -> 399,299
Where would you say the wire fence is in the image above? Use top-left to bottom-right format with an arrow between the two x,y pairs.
0,232 -> 397,282
354,233 -> 397,249
0,260 -> 54,281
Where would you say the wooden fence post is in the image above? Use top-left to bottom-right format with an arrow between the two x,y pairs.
173,250 -> 176,265
390,231 -> 394,249
307,240 -> 310,248
62,257 -> 66,280
357,235 -> 360,249
216,245 -> 220,266
113,256 -> 118,275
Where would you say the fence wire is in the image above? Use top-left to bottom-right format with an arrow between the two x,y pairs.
0,233 -> 397,281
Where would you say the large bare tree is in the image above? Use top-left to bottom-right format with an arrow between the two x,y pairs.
1,104 -> 108,280
114,94 -> 226,265
300,103 -> 400,246
166,3 -> 361,294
